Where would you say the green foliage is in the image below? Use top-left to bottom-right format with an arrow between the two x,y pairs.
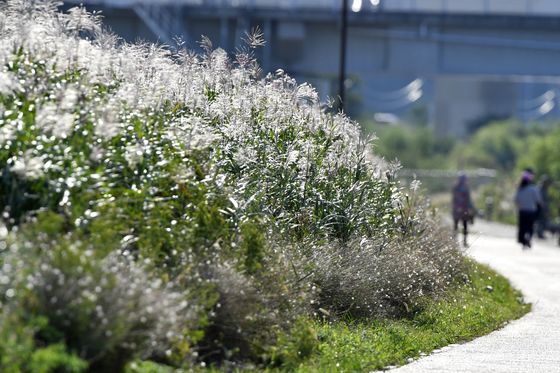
0,313 -> 88,373
125,360 -> 178,373
365,123 -> 455,169
239,221 -> 267,274
451,121 -> 531,171
269,318 -> 319,370
518,128 -> 560,178
29,344 -> 88,373
0,311 -> 36,373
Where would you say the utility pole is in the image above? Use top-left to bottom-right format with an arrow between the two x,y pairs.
338,0 -> 348,112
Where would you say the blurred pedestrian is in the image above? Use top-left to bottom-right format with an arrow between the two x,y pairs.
452,173 -> 474,247
514,170 -> 542,249
536,175 -> 552,239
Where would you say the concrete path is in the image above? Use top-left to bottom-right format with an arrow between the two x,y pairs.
391,221 -> 560,373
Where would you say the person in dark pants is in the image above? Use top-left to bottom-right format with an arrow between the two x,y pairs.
452,173 -> 474,247
514,170 -> 542,249
536,175 -> 552,239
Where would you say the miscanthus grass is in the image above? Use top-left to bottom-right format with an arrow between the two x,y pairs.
0,1 -> 525,371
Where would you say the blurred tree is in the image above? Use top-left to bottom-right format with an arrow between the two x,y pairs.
405,103 -> 429,127
369,123 -> 454,169
451,121 -> 529,171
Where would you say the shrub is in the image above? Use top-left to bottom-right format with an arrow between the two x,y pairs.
29,344 -> 88,373
0,310 -> 36,373
1,214 -> 199,371
312,190 -> 464,318
268,317 -> 318,370
198,236 -> 314,363
0,0 -> 466,369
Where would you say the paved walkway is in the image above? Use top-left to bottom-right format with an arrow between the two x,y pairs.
391,221 -> 560,373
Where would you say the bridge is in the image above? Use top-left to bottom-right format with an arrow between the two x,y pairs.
65,0 -> 560,137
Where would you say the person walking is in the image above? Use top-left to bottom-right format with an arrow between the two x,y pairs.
514,170 -> 542,249
452,173 -> 474,247
536,175 -> 552,239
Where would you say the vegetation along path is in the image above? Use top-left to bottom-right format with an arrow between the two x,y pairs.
392,222 -> 560,373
